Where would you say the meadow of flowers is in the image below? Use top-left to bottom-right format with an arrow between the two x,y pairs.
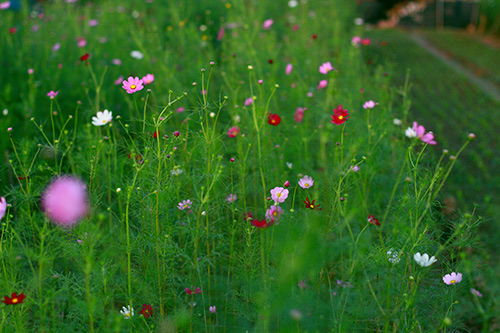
0,0 -> 493,331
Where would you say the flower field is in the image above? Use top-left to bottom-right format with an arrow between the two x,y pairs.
0,0 -> 496,331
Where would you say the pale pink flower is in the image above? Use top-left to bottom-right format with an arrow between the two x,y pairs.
244,97 -> 253,106
122,76 -> 144,94
319,62 -> 334,74
294,107 -> 304,123
177,199 -> 192,210
114,75 -> 124,85
142,74 -> 154,85
298,175 -> 314,189
265,205 -> 283,222
176,107 -> 185,113
470,288 -> 482,297
226,193 -> 237,203
41,176 -> 88,227
413,121 -> 437,145
443,272 -> 462,285
27,68 -> 34,75
0,197 -> 7,221
77,37 -> 87,48
286,63 -> 293,75
0,1 -> 10,10
47,91 -> 58,99
262,19 -> 273,30
351,36 -> 362,46
209,305 -> 216,314
217,27 -> 225,41
363,100 -> 377,109
52,43 -> 61,52
88,19 -> 98,27
317,80 -> 327,90
349,165 -> 360,173
270,187 -> 289,204
112,59 -> 122,66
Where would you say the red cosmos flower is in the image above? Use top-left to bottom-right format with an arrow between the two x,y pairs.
268,59 -> 274,64
185,287 -> 202,295
304,198 -> 322,210
2,292 -> 26,305
330,105 -> 349,125
80,53 -> 89,61
268,113 -> 281,126
153,129 -> 160,138
9,27 -> 17,34
251,219 -> 272,228
140,304 -> 153,318
367,215 -> 380,226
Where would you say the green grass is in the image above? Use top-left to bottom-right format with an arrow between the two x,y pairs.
0,1 -> 495,331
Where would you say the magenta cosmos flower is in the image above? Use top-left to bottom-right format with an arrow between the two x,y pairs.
41,176 -> 88,228
413,121 -> 437,145
298,175 -> 314,189
443,272 -> 462,285
47,91 -> 58,99
142,74 -> 154,85
122,76 -> 144,94
319,62 -> 334,74
262,19 -> 273,30
317,80 -> 328,90
0,196 -> 7,221
227,126 -> 240,138
286,64 -> 293,75
265,205 -> 284,222
270,187 -> 289,204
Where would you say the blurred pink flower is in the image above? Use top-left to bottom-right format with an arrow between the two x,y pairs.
294,107 -> 305,123
286,63 -> 293,75
88,19 -> 98,27
0,1 -> 10,10
114,75 -> 124,85
47,91 -> 59,99
363,100 -> 377,109
0,197 -> 7,221
41,176 -> 88,228
244,97 -> 253,106
227,126 -> 240,138
317,80 -> 327,90
319,62 -> 334,74
413,121 -> 437,145
226,193 -> 237,203
52,43 -> 61,52
111,59 -> 122,66
142,74 -> 154,85
176,107 -> 185,113
77,37 -> 87,48
470,288 -> 482,297
122,76 -> 144,94
209,305 -> 216,314
351,36 -> 362,46
217,27 -> 225,41
265,205 -> 283,222
262,19 -> 273,30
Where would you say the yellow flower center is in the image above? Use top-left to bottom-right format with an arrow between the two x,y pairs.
273,211 -> 278,216
183,204 -> 188,208
450,280 -> 456,284
131,85 -> 136,89
126,313 -> 130,317
102,120 -> 107,123
310,205 -> 314,208
272,120 -> 275,123
304,183 -> 309,187
338,116 -> 343,120
12,298 -> 18,303
276,193 -> 281,197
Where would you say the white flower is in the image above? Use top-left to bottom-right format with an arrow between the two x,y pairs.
387,248 -> 401,264
354,17 -> 364,26
2,109 -> 8,116
286,162 -> 292,169
405,127 -> 416,138
288,0 -> 298,7
393,118 -> 402,126
171,166 -> 183,176
120,305 -> 134,319
92,109 -> 113,126
130,50 -> 144,59
414,252 -> 437,267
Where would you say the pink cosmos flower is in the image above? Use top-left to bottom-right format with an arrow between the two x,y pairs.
294,107 -> 305,123
217,27 -> 225,41
88,19 -> 98,27
363,100 -> 377,109
0,1 -> 10,10
317,80 -> 328,90
47,91 -> 59,99
227,126 -> 240,138
77,37 -> 87,48
226,193 -> 237,203
413,121 -> 437,145
470,288 -> 482,297
262,19 -> 273,30
41,176 -> 88,228
0,197 -> 7,221
265,205 -> 284,222
28,68 -> 34,75
122,76 -> 144,94
298,175 -> 314,189
349,165 -> 360,172
270,187 -> 289,204
177,199 -> 192,210
114,75 -> 124,85
286,63 -> 293,75
351,36 -> 362,46
112,59 -> 122,66
443,272 -> 462,285
52,43 -> 61,52
177,107 -> 185,113
142,74 -> 154,85
319,62 -> 334,74
209,306 -> 216,313
244,97 -> 253,106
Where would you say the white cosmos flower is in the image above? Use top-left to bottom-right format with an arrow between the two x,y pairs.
405,127 -> 417,138
92,109 -> 113,126
414,252 -> 437,267
387,248 -> 401,264
130,50 -> 144,59
120,305 -> 134,319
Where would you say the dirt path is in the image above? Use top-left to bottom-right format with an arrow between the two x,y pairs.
409,32 -> 500,103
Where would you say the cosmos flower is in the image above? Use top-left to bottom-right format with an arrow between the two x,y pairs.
252,219 -> 272,228
228,126 -> 240,138
262,19 -> 273,30
351,36 -> 362,46
2,292 -> 26,305
294,107 -> 305,123
209,305 -> 216,313
286,63 -> 293,75
317,80 -> 328,89
412,121 -> 437,145
367,215 -> 380,226
387,249 -> 401,264
122,76 -> 144,94
177,199 -> 192,210
298,175 -> 314,189
185,287 -> 202,295
319,62 -> 334,74
304,198 -> 321,210
363,100 -> 377,109
0,196 -> 7,221
92,109 -> 113,126
0,1 -> 11,10
267,113 -> 281,126
142,74 -> 154,85
470,288 -> 482,297
120,305 -> 134,319
47,91 -> 59,99
77,37 -> 87,47
226,193 -> 237,203
443,272 -> 463,285
114,75 -> 124,85
52,43 -> 61,52
413,252 -> 437,267
41,176 -> 88,228
130,50 -> 144,59
265,205 -> 284,222
270,187 -> 289,204
244,97 -> 253,106
140,304 -> 153,318
330,105 -> 349,125
405,126 -> 417,138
